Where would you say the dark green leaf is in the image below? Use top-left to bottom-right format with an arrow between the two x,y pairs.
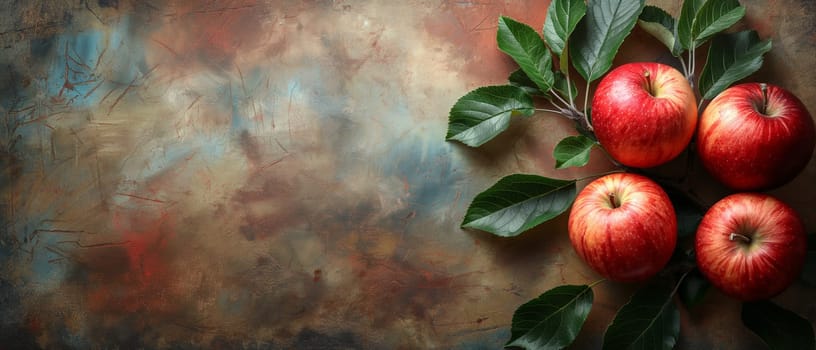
676,0 -> 705,50
543,0 -> 587,56
446,85 -> 535,147
462,174 -> 576,237
742,300 -> 816,350
691,0 -> 745,46
509,69 -> 577,103
603,280 -> 680,350
506,285 -> 594,349
638,5 -> 680,55
664,188 -> 705,238
678,269 -> 710,308
498,16 -> 555,92
509,69 -> 547,96
570,0 -> 646,83
553,135 -> 596,169
699,30 -> 772,100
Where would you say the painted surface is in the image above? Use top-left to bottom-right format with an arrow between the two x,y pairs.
0,1 -> 814,348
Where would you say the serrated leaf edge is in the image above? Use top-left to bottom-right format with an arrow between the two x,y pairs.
445,85 -> 534,146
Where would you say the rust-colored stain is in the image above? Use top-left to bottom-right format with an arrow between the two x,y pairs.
0,0 -> 814,349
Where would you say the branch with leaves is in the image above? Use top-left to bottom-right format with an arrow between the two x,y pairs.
445,0 -> 814,349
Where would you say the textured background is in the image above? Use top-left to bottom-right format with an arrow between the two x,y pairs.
0,0 -> 814,349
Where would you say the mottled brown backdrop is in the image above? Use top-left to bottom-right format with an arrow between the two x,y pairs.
1,0 -> 814,349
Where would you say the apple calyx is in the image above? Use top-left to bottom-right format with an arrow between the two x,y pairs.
729,232 -> 752,244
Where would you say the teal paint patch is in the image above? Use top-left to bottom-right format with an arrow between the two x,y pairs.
42,16 -> 147,110
216,287 -> 250,315
454,328 -> 510,349
15,211 -> 70,289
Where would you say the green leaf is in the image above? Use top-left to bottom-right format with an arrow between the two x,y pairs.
678,269 -> 710,308
603,280 -> 680,350
558,46 -> 570,75
699,30 -> 772,100
542,0 -> 587,56
691,0 -> 745,46
553,71 -> 578,104
742,301 -> 816,350
462,174 -> 577,237
569,0 -> 646,83
506,285 -> 594,349
553,135 -> 596,169
509,69 -> 547,96
638,5 -> 679,55
676,0 -> 705,50
446,85 -> 535,147
510,69 -> 577,107
498,16 -> 555,92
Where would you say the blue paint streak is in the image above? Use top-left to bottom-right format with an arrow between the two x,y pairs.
113,135 -> 228,207
453,328 -> 510,349
196,135 -> 229,161
11,210 -> 70,288
378,132 -> 463,217
42,15 -> 147,109
230,87 -> 251,131
58,326 -> 92,349
216,288 -> 250,315
230,66 -> 270,131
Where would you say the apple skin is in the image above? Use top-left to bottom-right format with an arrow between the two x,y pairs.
695,193 -> 807,301
568,172 -> 677,282
697,83 -> 816,191
591,62 -> 697,168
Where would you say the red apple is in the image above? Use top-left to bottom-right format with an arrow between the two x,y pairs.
568,172 -> 677,282
695,193 -> 807,301
697,83 -> 816,190
591,62 -> 698,168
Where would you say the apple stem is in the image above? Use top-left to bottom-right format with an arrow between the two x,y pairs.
644,70 -> 654,96
729,232 -> 752,244
759,83 -> 768,114
608,193 -> 621,209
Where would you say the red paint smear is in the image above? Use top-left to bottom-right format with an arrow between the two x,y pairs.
743,12 -> 777,39
83,208 -> 180,316
25,315 -> 43,335
346,254 -> 481,326
113,209 -> 173,280
423,1 -> 549,84
150,0 -> 266,66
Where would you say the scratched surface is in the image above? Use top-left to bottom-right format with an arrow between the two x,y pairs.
0,1 -> 814,349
